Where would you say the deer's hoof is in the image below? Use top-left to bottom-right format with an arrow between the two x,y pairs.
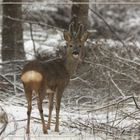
47,125 -> 50,130
26,129 -> 30,134
43,127 -> 48,134
55,127 -> 59,132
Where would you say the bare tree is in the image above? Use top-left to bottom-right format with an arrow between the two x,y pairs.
71,0 -> 89,29
2,0 -> 25,61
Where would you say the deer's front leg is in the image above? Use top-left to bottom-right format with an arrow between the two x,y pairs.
55,91 -> 63,132
47,91 -> 54,130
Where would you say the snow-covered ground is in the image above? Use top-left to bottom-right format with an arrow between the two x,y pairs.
0,88 -> 140,140
0,92 -> 101,140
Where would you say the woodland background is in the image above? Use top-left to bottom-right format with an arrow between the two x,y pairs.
0,0 -> 140,140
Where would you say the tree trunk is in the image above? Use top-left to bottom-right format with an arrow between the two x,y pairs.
71,0 -> 89,29
2,0 -> 25,61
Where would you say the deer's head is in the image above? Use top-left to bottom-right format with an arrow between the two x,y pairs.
63,22 -> 90,63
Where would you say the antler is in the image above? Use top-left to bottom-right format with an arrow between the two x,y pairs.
69,15 -> 85,39
70,15 -> 78,31
76,23 -> 84,39
69,22 -> 74,36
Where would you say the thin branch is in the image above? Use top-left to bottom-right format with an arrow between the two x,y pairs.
114,53 -> 140,66
3,15 -> 64,32
87,96 -> 139,112
0,107 -> 8,136
89,8 -> 127,48
107,72 -> 126,97
0,59 -> 28,65
0,74 -> 24,92
29,23 -> 37,56
70,77 -> 92,87
85,60 -> 140,84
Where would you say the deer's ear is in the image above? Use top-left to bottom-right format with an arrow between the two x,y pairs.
80,31 -> 90,42
63,31 -> 72,42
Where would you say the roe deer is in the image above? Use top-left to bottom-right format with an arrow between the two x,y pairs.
21,22 -> 90,134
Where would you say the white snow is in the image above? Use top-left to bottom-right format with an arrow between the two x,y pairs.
24,40 -> 40,60
23,30 -> 64,60
0,98 -> 99,139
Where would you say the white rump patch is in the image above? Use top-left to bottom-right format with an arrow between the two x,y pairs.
46,89 -> 54,94
21,71 -> 43,83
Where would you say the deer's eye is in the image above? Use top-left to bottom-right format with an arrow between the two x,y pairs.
79,45 -> 82,48
70,45 -> 73,47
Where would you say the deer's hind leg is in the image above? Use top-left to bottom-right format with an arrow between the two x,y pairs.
37,87 -> 48,134
23,83 -> 32,134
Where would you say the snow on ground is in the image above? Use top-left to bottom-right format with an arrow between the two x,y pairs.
0,91 -> 140,139
0,93 -> 100,140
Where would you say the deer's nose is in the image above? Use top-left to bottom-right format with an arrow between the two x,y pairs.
72,50 -> 79,55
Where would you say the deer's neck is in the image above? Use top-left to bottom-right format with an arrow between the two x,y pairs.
64,55 -> 79,77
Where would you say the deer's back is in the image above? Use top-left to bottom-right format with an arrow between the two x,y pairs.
21,59 -> 70,91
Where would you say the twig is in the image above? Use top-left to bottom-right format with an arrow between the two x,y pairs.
87,96 -> 139,112
107,72 -> 126,97
3,15 -> 64,32
132,96 -> 140,110
100,63 -> 139,83
13,73 -> 17,94
70,77 -> 92,86
0,106 -> 8,136
0,59 -> 28,65
0,74 -> 23,93
114,53 -> 140,66
75,96 -> 94,105
85,60 -> 140,84
89,8 -> 127,49
29,23 -> 37,56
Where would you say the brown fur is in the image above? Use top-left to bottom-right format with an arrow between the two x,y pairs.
21,59 -> 70,93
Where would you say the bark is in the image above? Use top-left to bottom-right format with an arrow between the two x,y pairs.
71,0 -> 89,29
2,0 -> 25,61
